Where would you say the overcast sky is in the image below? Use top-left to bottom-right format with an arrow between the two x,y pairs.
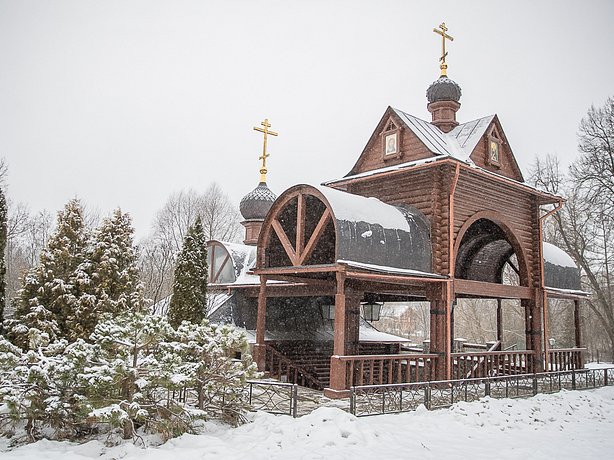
1,0 -> 612,239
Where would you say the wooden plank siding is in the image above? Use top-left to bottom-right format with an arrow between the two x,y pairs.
341,162 -> 541,287
350,113 -> 438,175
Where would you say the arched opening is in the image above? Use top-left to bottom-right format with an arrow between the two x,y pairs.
455,218 -> 527,287
453,217 -> 531,354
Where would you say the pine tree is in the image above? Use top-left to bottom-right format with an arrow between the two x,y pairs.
0,188 -> 7,334
68,209 -> 145,339
6,199 -> 88,348
167,217 -> 208,328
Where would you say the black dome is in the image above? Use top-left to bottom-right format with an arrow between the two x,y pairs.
426,76 -> 462,103
239,182 -> 277,220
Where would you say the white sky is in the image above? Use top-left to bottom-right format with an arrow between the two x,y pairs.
1,0 -> 612,239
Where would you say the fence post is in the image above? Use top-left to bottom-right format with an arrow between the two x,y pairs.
424,384 -> 431,410
485,378 -> 491,397
350,387 -> 356,415
382,389 -> 386,414
532,375 -> 538,396
572,370 -> 576,390
605,369 -> 609,386
292,384 -> 298,418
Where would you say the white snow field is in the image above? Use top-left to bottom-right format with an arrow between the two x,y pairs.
1,386 -> 613,460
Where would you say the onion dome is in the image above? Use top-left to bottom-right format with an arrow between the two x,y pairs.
239,182 -> 277,220
426,75 -> 462,103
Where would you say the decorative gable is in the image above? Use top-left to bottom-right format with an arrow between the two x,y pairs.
346,107 -> 441,177
468,116 -> 524,182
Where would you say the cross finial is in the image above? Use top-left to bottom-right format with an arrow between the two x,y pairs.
253,118 -> 279,183
433,22 -> 454,77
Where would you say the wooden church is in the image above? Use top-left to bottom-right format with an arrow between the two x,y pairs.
206,24 -> 587,398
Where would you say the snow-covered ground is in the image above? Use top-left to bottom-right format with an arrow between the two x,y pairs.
2,386 -> 613,459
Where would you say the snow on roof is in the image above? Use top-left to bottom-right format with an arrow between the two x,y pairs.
323,156 -> 446,184
543,242 -> 577,269
207,292 -> 233,317
313,184 -> 412,231
337,260 -> 445,279
392,109 -> 494,163
545,287 -> 589,298
207,240 -> 260,285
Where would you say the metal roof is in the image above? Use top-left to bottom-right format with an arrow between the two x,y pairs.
308,184 -> 433,274
392,108 -> 494,163
543,242 -> 582,291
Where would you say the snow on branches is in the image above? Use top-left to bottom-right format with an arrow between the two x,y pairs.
0,314 -> 257,443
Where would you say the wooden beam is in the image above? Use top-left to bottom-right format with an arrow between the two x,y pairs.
346,270 -> 446,286
238,284 -> 336,298
272,218 -> 297,265
454,279 -> 533,299
253,263 -> 340,276
296,193 -> 306,256
261,274 -> 336,287
298,209 -> 331,266
212,254 -> 230,284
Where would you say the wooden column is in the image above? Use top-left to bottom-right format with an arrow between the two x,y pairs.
325,273 -> 360,398
574,299 -> 584,367
427,282 -> 453,381
496,298 -> 503,343
543,291 -> 551,371
523,290 -> 544,373
253,276 -> 267,372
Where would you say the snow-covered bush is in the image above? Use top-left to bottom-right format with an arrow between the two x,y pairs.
0,314 -> 258,443
0,337 -> 93,441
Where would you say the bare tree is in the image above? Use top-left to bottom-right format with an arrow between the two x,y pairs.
530,97 -> 614,361
140,183 -> 242,305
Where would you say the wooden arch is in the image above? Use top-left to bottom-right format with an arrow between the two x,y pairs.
257,185 -> 337,270
453,210 -> 530,287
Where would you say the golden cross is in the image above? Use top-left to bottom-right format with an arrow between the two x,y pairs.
433,22 -> 454,77
253,118 -> 278,183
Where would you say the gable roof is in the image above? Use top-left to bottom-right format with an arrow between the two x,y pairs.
390,108 -> 494,164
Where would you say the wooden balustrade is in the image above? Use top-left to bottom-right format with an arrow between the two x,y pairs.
547,348 -> 586,371
338,353 -> 438,387
451,350 -> 535,379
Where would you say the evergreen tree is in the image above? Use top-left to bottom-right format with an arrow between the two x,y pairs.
167,217 -> 208,328
5,199 -> 88,349
0,188 -> 7,333
68,209 -> 144,339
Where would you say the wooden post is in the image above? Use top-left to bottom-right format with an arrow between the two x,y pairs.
574,299 -> 583,367
523,291 -> 544,373
543,291 -> 550,371
427,282 -> 452,381
496,298 -> 503,343
325,272 -> 360,398
254,276 -> 267,371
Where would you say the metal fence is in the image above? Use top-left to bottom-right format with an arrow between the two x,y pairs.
247,380 -> 299,417
350,367 -> 614,417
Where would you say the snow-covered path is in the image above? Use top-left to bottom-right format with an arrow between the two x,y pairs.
2,387 -> 613,460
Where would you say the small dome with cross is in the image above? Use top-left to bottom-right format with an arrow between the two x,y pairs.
240,182 -> 277,221
426,75 -> 462,103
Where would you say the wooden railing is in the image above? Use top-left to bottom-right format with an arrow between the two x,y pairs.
547,348 -> 586,371
451,350 -> 535,379
264,344 -> 324,390
338,353 -> 438,387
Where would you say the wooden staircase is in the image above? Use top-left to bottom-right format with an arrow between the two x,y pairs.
264,341 -> 403,390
